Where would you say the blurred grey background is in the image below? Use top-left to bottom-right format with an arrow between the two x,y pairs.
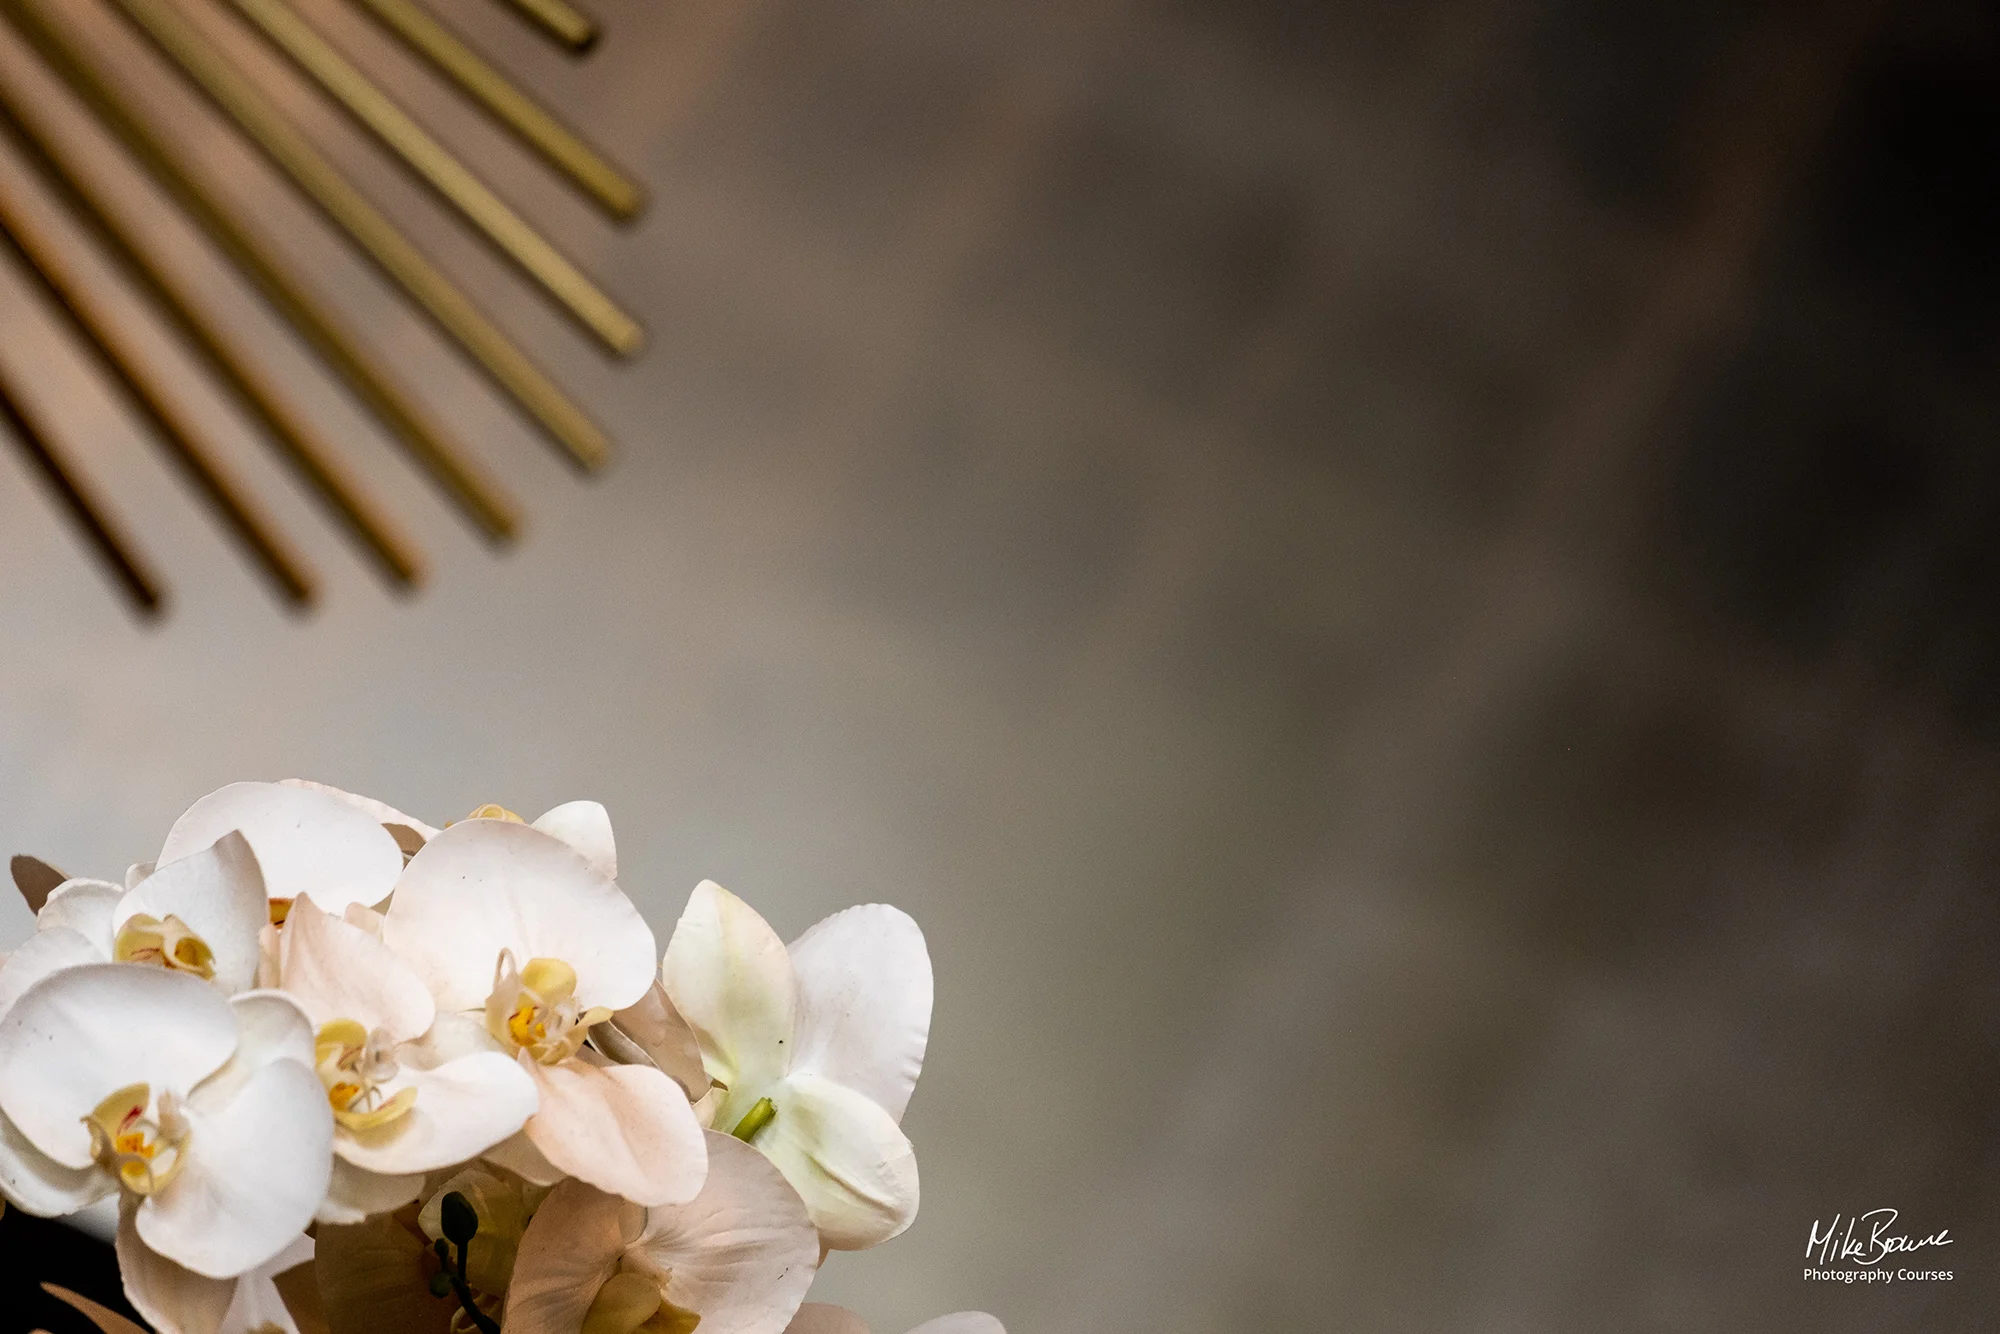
2,0 -> 1998,1329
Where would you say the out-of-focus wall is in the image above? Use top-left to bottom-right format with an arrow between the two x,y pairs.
2,0 -> 1997,1329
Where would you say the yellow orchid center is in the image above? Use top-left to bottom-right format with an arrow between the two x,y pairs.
113,914 -> 216,979
466,803 -> 525,823
581,1271 -> 701,1334
483,953 -> 611,1065
315,1019 -> 417,1131
85,1083 -> 189,1196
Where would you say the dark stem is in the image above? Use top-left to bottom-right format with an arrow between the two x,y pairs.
433,1237 -> 500,1334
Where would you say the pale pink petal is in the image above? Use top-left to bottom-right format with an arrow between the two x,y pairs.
482,1128 -> 565,1186
0,965 -> 237,1168
316,1156 -> 425,1226
161,782 -> 403,914
383,821 -> 656,1013
783,1305 -> 870,1334
279,779 -> 439,845
277,895 -> 435,1041
594,980 -> 710,1100
497,1178 -> 636,1334
335,1052 -> 537,1176
522,1057 -> 707,1206
532,800 -> 617,881
661,882 -> 796,1124
114,833 -> 267,994
631,1131 -> 819,1334
760,1072 -> 919,1251
787,905 -> 931,1123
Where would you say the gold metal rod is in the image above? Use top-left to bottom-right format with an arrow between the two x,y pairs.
0,358 -> 165,616
0,173 -> 316,606
0,0 -> 517,544
491,0 -> 597,53
225,0 -> 642,352
98,0 -> 610,469
346,0 -> 641,218
0,9 -> 426,588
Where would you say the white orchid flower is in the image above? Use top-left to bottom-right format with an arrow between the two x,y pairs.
381,814 -> 706,1207
505,1130 -> 819,1334
0,964 -> 332,1279
156,781 -> 410,918
0,833 -> 268,1013
116,1227 -> 315,1334
783,1307 -> 1004,1334
661,882 -> 931,1251
272,894 -> 539,1223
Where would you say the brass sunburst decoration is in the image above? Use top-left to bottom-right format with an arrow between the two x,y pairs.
0,0 -> 638,615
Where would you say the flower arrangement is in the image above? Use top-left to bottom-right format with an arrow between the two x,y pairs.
0,780 -> 996,1334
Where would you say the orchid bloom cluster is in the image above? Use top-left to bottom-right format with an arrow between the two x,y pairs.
0,781 -> 997,1334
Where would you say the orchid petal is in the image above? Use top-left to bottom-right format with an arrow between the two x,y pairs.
383,821 -> 656,1012
662,882 -> 797,1123
759,1072 -> 918,1251
532,801 -> 617,882
629,1131 -> 819,1334
114,833 -> 267,994
482,1127 -> 565,1186
221,1234 -> 315,1334
522,1057 -> 707,1206
142,1053 -> 332,1276
906,1317 -> 1005,1334
316,1155 -> 425,1225
496,1178 -> 636,1334
0,1103 -> 111,1215
279,778 -> 439,846
594,980 -> 710,1100
160,782 -> 403,915
334,1052 -> 537,1175
118,1208 -> 235,1334
0,965 -> 238,1168
190,991 -> 317,1110
0,926 -> 106,1019
787,905 -> 931,1122
37,878 -> 121,953
783,1306 -> 870,1334
314,1213 -> 456,1334
276,895 -> 435,1041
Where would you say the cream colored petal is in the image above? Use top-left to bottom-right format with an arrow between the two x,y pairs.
334,1052 -> 537,1176
314,1213 -> 456,1334
594,980 -> 711,1100
114,833 -> 268,994
783,1306 -> 870,1334
191,991 -> 317,1111
0,1103 -> 112,1215
0,964 -> 238,1168
316,1155 -> 424,1226
277,895 -> 435,1041
523,1057 -> 708,1207
631,1131 -> 819,1334
495,1177 -> 635,1334
161,782 -> 404,915
0,926 -> 106,1020
661,882 -> 797,1124
402,1009 -> 506,1070
126,863 -> 156,890
117,1208 -> 235,1334
383,821 -> 656,1013
220,1234 -> 315,1334
482,1127 -> 565,1186
787,905 -> 931,1123
905,1317 -> 1004,1334
141,1057 -> 332,1277
279,779 -> 439,843
532,801 -> 617,882
759,1072 -> 918,1251
37,878 -> 121,954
